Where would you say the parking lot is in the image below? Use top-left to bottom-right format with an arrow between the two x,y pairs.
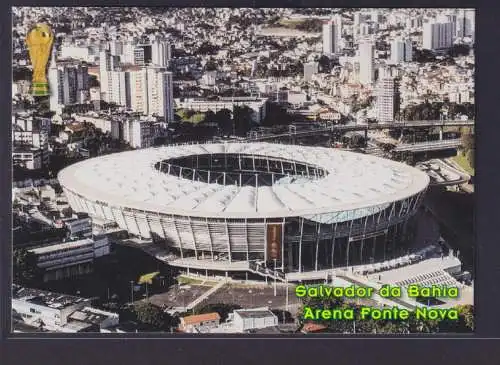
201,283 -> 302,311
146,283 -> 214,309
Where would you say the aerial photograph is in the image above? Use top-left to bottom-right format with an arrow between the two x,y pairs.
11,7 -> 475,334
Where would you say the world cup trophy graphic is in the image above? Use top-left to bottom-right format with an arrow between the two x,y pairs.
25,23 -> 54,97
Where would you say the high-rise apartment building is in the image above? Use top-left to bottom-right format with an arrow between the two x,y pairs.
48,50 -> 90,112
134,45 -> 152,65
322,19 -> 340,55
121,42 -> 136,64
146,68 -> 174,122
390,37 -> 413,64
108,70 -> 130,107
423,19 -> 454,50
124,67 -> 174,122
128,68 -> 149,114
358,40 -> 374,85
376,77 -> 400,123
110,40 -> 123,56
303,62 -> 319,82
150,36 -> 171,67
456,9 -> 475,40
99,50 -> 112,102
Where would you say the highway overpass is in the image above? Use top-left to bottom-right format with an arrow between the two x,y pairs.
392,139 -> 462,152
245,120 -> 474,142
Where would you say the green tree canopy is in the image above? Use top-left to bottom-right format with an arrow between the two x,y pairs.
233,105 -> 254,136
133,302 -> 178,331
13,248 -> 42,286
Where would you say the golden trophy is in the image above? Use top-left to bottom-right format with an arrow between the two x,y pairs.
25,23 -> 54,97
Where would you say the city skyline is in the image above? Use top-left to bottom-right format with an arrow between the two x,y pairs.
11,7 -> 475,335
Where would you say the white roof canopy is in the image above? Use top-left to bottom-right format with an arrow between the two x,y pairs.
58,142 -> 429,219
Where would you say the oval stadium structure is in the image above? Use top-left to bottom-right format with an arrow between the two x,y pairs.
58,142 -> 430,275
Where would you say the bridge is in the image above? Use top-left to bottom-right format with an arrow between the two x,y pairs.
392,139 -> 462,153
245,120 -> 474,142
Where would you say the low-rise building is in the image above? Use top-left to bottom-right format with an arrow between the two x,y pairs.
63,214 -> 93,239
29,235 -> 110,282
179,312 -> 221,333
73,113 -> 121,140
12,147 -> 43,170
228,307 -> 278,332
176,97 -> 268,123
12,284 -> 118,333
123,119 -> 158,148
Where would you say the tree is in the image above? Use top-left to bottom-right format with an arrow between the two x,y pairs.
197,42 -> 220,55
447,44 -> 471,58
457,305 -> 474,331
133,302 -> 177,331
461,131 -> 474,152
233,106 -> 254,136
13,248 -> 42,286
205,58 -> 217,71
295,19 -> 323,33
215,108 -> 233,136
466,149 -> 475,169
262,103 -> 292,127
203,110 -> 216,123
413,49 -> 436,64
318,55 -> 332,73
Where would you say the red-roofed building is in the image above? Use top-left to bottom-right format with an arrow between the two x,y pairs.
301,322 -> 328,333
179,312 -> 221,333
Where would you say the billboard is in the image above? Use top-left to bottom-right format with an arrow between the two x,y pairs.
266,224 -> 282,261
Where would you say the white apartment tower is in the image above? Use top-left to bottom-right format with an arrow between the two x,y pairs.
146,68 -> 174,122
108,70 -> 130,107
456,9 -> 475,40
376,77 -> 400,123
303,62 -> 319,82
48,50 -> 90,112
127,67 -> 174,122
151,36 -> 171,67
99,50 -> 112,102
48,48 -> 60,113
423,18 -> 454,51
160,71 -> 175,123
128,68 -> 149,114
121,42 -> 136,64
358,40 -> 374,85
322,19 -> 340,55
390,37 -> 413,64
110,40 -> 123,56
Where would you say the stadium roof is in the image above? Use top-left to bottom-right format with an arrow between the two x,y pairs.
58,142 -> 429,219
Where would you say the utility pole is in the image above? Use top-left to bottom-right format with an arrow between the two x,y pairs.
285,279 -> 289,312
273,258 -> 277,297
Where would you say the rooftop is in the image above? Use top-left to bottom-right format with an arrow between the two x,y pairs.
234,307 -> 276,319
58,142 -> 429,219
69,306 -> 118,325
29,238 -> 94,255
301,322 -> 328,333
181,312 -> 221,326
12,284 -> 90,310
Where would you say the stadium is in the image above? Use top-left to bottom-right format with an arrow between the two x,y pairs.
58,142 -> 430,278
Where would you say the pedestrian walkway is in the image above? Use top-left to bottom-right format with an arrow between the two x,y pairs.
185,280 -> 226,310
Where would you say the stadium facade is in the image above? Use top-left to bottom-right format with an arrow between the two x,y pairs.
58,142 -> 430,274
